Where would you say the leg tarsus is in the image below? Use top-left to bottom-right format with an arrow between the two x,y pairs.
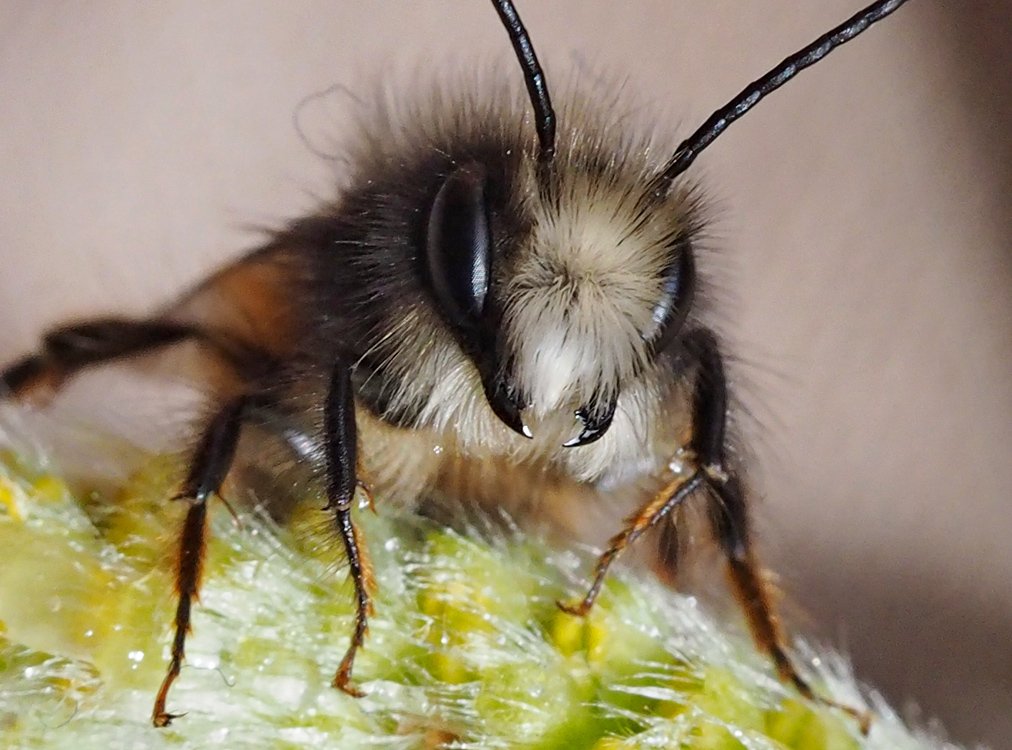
152,500 -> 208,728
0,354 -> 60,401
708,451 -> 872,733
330,504 -> 373,698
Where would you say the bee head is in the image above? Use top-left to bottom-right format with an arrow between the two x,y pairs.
422,135 -> 698,448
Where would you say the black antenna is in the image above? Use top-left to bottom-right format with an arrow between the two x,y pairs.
491,0 -> 556,164
654,0 -> 911,194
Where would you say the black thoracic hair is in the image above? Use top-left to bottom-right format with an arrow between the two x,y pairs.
494,0 -> 912,191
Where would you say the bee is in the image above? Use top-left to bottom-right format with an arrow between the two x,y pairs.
0,0 -> 912,731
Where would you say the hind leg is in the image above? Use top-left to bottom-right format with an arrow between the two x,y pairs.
1,317 -> 200,400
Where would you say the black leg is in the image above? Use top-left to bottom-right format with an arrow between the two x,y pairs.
680,330 -> 806,682
324,359 -> 374,697
152,395 -> 248,728
1,317 -> 198,399
684,329 -> 870,732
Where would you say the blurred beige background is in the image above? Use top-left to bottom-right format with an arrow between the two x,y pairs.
1,1 -> 1009,746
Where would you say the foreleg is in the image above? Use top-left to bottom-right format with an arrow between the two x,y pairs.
324,359 -> 375,697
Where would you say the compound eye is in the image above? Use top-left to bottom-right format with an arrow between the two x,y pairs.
644,241 -> 695,351
426,163 -> 492,329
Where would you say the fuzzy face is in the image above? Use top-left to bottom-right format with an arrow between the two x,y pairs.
503,167 -> 692,418
287,82 -> 705,487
